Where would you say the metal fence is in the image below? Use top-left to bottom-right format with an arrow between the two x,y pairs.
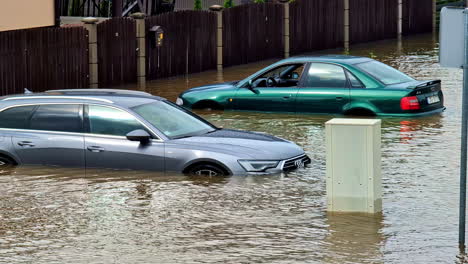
223,3 -> 284,67
175,0 -> 242,10
0,27 -> 88,95
349,0 -> 398,44
290,0 -> 344,55
97,18 -> 137,87
145,11 -> 217,80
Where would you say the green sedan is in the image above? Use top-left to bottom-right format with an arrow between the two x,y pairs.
176,55 -> 444,116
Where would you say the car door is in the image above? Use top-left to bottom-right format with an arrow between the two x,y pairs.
10,104 -> 86,167
233,64 -> 306,112
295,63 -> 350,114
84,104 -> 165,171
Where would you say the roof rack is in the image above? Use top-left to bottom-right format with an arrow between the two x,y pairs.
45,89 -> 152,97
3,96 -> 113,103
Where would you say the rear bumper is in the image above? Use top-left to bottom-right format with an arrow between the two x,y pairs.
377,107 -> 445,117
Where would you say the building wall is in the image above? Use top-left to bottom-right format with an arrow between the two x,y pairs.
0,0 -> 55,32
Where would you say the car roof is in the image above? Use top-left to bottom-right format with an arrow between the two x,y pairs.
0,89 -> 165,108
279,55 -> 373,65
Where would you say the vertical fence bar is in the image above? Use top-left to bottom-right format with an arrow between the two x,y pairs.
433,0 -> 437,32
460,8 -> 468,253
82,17 -> 99,88
284,3 -> 290,58
216,11 -> 223,71
344,0 -> 350,50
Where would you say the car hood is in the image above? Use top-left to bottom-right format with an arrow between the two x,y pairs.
167,129 -> 305,160
181,81 -> 238,94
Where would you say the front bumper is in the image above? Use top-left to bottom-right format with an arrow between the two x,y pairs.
243,154 -> 311,175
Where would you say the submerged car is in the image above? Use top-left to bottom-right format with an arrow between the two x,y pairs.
0,89 -> 309,176
177,55 -> 444,116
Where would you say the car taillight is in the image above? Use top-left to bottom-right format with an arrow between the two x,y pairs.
400,96 -> 420,110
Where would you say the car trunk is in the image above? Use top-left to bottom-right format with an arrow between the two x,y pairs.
406,80 -> 444,112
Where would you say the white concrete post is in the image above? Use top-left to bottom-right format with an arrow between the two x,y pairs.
397,0 -> 403,37
326,118 -> 382,214
82,17 -> 99,88
209,5 -> 224,71
284,3 -> 290,58
344,0 -> 350,50
131,12 -> 146,86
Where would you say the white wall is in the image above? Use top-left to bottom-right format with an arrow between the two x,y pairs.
0,0 -> 55,31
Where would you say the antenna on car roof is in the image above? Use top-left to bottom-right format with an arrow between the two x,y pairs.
24,88 -> 32,94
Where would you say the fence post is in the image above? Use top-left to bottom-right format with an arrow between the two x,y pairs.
209,5 -> 223,71
344,0 -> 350,50
433,0 -> 437,32
284,3 -> 290,58
397,0 -> 403,37
82,17 -> 99,88
131,12 -> 146,86
217,11 -> 223,71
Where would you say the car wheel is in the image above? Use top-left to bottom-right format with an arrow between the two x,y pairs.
187,164 -> 226,177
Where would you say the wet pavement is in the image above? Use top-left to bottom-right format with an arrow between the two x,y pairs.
0,33 -> 465,263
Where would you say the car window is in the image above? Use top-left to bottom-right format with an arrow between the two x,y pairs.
346,71 -> 364,88
132,101 -> 215,139
355,60 -> 414,85
29,104 -> 82,133
253,64 -> 306,88
87,105 -> 147,137
0,105 -> 36,129
304,63 -> 347,88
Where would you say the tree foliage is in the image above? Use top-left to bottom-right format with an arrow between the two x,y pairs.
223,0 -> 234,8
194,0 -> 202,10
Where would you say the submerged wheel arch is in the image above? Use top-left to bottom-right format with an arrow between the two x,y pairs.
191,100 -> 224,110
0,152 -> 18,165
183,160 -> 231,176
344,107 -> 376,116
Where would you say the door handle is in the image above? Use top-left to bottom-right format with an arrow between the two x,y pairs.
336,96 -> 343,101
18,141 -> 35,147
283,95 -> 292,99
87,146 -> 105,153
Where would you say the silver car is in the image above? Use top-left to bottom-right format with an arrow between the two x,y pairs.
0,89 -> 310,176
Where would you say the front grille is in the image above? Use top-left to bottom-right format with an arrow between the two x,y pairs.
282,154 -> 311,172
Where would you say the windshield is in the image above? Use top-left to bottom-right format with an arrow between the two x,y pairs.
131,101 -> 215,139
355,60 -> 414,85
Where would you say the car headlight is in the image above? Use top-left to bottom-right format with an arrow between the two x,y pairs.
176,97 -> 184,106
238,160 -> 279,172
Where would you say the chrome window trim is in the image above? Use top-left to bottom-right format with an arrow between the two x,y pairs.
3,96 -> 113,104
0,128 -> 84,137
83,133 -> 163,143
0,103 -> 164,142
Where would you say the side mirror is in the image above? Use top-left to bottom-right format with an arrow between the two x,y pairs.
126,129 -> 151,143
248,80 -> 254,90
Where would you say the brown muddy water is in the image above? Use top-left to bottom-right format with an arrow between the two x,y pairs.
0,34 -> 465,263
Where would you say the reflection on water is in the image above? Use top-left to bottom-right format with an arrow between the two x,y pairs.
0,34 -> 464,263
323,213 -> 384,264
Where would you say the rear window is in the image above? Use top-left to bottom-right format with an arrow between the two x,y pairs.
0,105 -> 36,129
355,60 -> 414,85
29,104 -> 82,133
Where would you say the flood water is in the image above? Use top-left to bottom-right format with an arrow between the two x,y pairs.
0,33 -> 465,263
